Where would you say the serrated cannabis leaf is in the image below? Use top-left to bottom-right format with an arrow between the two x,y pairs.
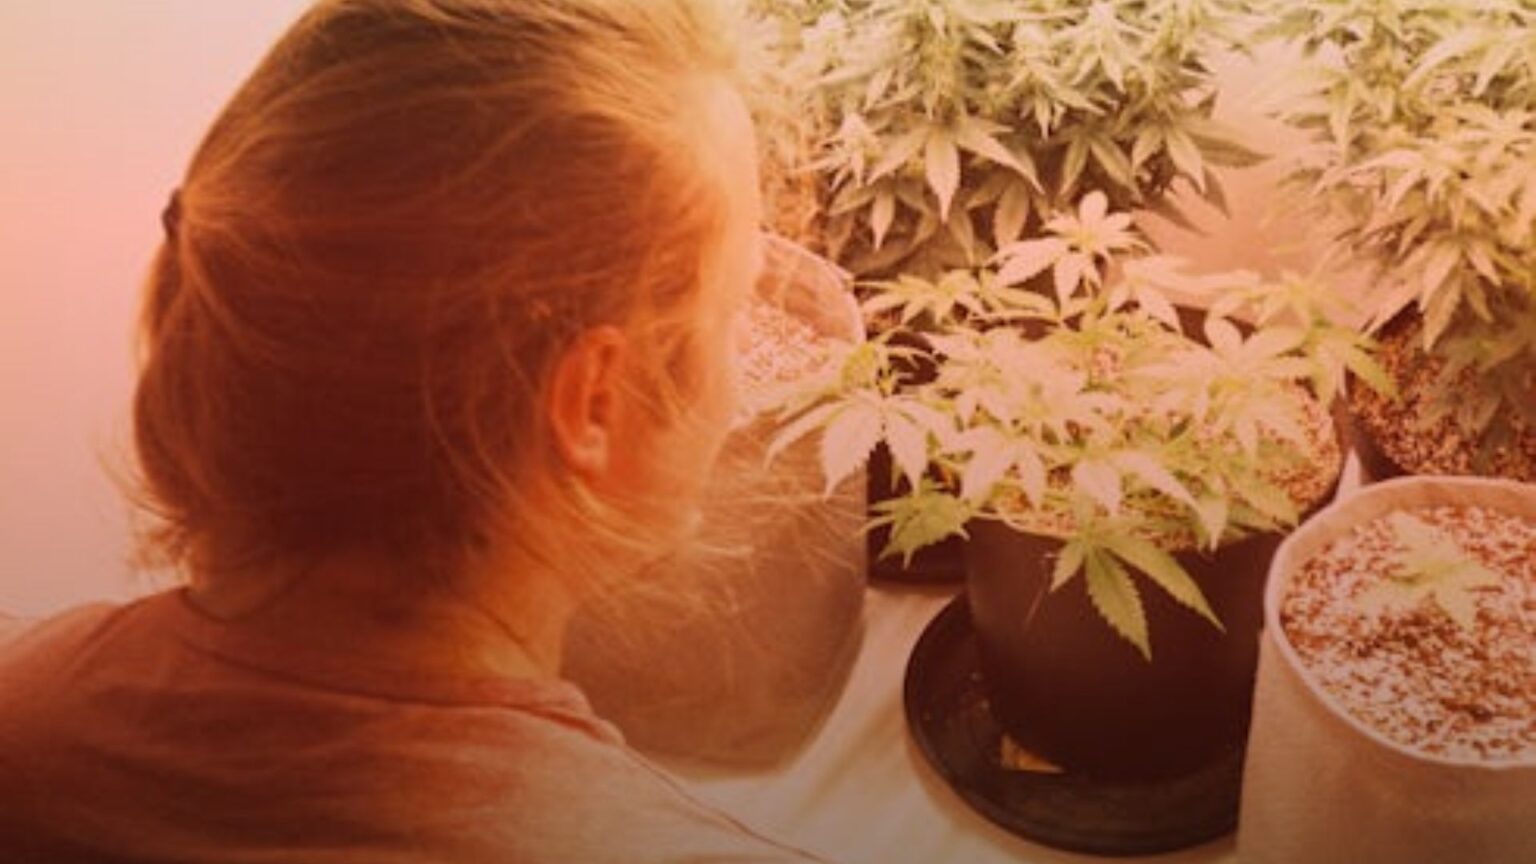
1072,459 -> 1123,515
883,411 -> 929,490
1355,511 -> 1504,631
1085,549 -> 1151,661
1267,0 -> 1536,461
874,486 -> 973,567
925,130 -> 961,220
1051,538 -> 1087,591
819,402 -> 883,495
1101,534 -> 1223,631
754,0 -> 1259,278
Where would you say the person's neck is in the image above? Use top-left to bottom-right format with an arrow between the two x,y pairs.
186,545 -> 580,681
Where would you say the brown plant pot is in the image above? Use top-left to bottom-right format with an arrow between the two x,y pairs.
1346,310 -> 1417,483
1346,308 -> 1536,483
1239,476 -> 1536,863
562,237 -> 867,767
964,520 -> 1288,783
1349,406 -> 1411,483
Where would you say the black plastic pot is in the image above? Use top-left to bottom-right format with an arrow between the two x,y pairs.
964,520 -> 1288,783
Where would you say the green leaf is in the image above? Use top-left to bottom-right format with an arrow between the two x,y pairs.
1204,317 -> 1242,355
956,115 -> 1030,179
1130,282 -> 1181,331
1402,29 -> 1484,93
1130,126 -> 1163,171
1240,476 -> 1299,527
994,238 -> 1066,287
1193,496 -> 1230,549
1059,136 -> 1089,198
1051,538 -> 1086,590
870,188 -> 896,250
819,401 -> 882,494
1012,444 -> 1047,509
1202,170 -> 1230,217
1087,134 -> 1135,191
1053,253 -> 1090,304
993,181 -> 1032,248
961,434 -> 1013,504
946,208 -> 981,264
869,126 -> 928,182
1355,511 -> 1505,632
1085,549 -> 1151,660
1110,451 -> 1196,508
883,410 -> 930,489
1165,127 -> 1205,191
1420,274 -> 1461,348
1418,241 -> 1462,306
878,488 -> 972,565
1341,342 -> 1396,398
1101,534 -> 1223,631
766,401 -> 843,467
925,129 -> 961,219
1072,459 -> 1123,514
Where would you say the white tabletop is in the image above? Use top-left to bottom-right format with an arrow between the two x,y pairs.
669,456 -> 1364,864
671,583 -> 1237,864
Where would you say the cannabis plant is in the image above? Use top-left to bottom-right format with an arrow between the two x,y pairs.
749,0 -> 1265,279
1263,0 -> 1536,461
1353,511 -> 1501,633
768,192 -> 1386,656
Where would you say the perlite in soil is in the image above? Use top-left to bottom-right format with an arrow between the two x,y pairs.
1280,505 -> 1535,763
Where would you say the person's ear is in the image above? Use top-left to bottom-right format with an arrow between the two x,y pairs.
546,325 -> 629,480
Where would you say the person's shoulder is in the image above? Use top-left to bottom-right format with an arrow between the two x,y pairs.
0,600 -> 126,656
0,593 -> 169,686
0,610 -> 33,647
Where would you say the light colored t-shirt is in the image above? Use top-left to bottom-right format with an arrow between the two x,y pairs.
0,591 -> 827,863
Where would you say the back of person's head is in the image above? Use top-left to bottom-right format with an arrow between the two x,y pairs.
132,0 -> 760,592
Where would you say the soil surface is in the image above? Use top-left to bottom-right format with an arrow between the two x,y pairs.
735,298 -> 829,423
1350,318 -> 1536,481
1282,504 -> 1536,762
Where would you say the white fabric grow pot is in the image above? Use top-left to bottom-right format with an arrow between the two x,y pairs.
561,236 -> 867,767
1238,476 -> 1536,863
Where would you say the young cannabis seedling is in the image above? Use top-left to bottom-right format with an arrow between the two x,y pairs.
1355,510 -> 1503,632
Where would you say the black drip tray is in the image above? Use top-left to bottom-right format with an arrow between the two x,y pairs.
903,595 -> 1241,857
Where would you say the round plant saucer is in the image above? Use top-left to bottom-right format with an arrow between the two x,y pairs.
902,595 -> 1242,857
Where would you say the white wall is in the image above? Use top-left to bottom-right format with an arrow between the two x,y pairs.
0,1 -> 310,616
0,7 -> 1336,618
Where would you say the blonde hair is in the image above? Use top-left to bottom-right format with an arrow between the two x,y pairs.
132,0 -> 747,588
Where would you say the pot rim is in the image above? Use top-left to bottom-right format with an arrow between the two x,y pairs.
1264,474 -> 1536,771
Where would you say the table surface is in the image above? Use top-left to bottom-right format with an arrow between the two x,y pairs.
669,456 -> 1365,864
672,584 -> 1238,864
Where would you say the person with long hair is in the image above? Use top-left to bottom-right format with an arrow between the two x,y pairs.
0,1 -> 826,860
